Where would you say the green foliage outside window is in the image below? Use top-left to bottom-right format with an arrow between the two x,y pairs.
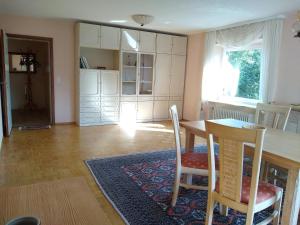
226,49 -> 261,100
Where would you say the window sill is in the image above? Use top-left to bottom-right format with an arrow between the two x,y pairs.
209,98 -> 259,109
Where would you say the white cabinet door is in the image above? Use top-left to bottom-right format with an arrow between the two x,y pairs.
80,69 -> 100,96
154,54 -> 171,96
101,70 -> 119,96
79,23 -> 100,48
172,36 -> 187,55
170,74 -> 185,97
171,55 -> 186,77
100,26 -> 120,50
153,101 -> 169,120
170,55 -> 186,96
121,29 -> 139,51
120,101 -> 137,123
156,34 -> 172,54
139,31 -> 156,53
169,100 -> 183,119
137,101 -> 153,121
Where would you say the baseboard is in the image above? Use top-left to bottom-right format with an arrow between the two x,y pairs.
55,122 -> 76,125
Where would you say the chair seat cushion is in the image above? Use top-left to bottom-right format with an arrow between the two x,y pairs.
181,152 -> 219,170
216,176 -> 282,204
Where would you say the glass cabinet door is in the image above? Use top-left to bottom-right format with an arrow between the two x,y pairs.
139,54 -> 154,95
122,52 -> 137,95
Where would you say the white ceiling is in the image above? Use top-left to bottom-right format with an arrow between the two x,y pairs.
1,0 -> 300,34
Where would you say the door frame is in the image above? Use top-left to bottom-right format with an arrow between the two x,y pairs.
0,30 -> 11,136
6,33 -> 55,124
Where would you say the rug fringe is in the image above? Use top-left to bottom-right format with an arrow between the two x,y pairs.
85,161 -> 131,225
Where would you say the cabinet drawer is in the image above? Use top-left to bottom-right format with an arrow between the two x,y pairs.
80,112 -> 101,118
80,96 -> 100,102
169,96 -> 183,101
101,96 -> 119,102
154,96 -> 169,101
138,96 -> 154,101
101,105 -> 119,112
101,101 -> 119,107
80,107 -> 101,113
102,111 -> 119,117
80,101 -> 100,107
101,112 -> 119,122
121,96 -> 137,102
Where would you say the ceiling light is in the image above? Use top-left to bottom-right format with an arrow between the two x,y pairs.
110,20 -> 127,23
131,14 -> 154,26
292,11 -> 300,38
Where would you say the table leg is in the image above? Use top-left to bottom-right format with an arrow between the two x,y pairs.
185,130 -> 195,152
281,168 -> 300,225
185,130 -> 195,185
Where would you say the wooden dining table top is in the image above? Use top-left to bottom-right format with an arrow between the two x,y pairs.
180,119 -> 300,169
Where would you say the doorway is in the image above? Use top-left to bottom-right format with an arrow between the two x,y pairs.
7,34 -> 54,129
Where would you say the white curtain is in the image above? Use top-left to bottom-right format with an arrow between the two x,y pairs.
216,22 -> 264,49
201,18 -> 284,107
261,19 -> 283,102
201,31 -> 222,119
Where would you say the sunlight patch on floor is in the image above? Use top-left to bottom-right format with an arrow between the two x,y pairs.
120,121 -> 173,137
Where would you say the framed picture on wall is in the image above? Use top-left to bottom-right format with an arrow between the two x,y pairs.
8,52 -> 37,73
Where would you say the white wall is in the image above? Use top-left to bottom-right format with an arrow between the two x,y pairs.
275,11 -> 300,104
0,15 -> 75,123
183,33 -> 205,120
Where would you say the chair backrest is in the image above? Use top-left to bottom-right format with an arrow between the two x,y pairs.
205,121 -> 266,207
169,105 -> 182,167
255,103 -> 291,130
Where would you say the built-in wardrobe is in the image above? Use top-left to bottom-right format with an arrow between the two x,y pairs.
75,23 -> 187,126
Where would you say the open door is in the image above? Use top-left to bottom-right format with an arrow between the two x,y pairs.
0,30 -> 13,136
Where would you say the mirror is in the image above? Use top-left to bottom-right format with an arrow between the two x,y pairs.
9,53 -> 37,73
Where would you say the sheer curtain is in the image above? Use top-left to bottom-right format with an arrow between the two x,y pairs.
261,19 -> 283,102
216,22 -> 264,49
201,31 -> 221,119
201,18 -> 284,115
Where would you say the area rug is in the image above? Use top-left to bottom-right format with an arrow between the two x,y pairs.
86,145 -> 272,225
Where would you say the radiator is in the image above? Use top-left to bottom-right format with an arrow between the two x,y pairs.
207,102 -> 256,122
204,101 -> 300,133
212,107 -> 252,122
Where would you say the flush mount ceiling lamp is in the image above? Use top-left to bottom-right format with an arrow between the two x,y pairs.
131,14 -> 154,26
292,11 -> 300,38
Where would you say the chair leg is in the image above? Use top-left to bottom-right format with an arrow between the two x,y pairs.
245,211 -> 254,225
272,194 -> 282,225
185,174 -> 193,186
273,168 -> 278,186
205,193 -> 214,225
261,160 -> 269,182
219,204 -> 228,216
171,170 -> 181,207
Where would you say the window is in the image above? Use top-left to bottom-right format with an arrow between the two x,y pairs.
220,45 -> 262,104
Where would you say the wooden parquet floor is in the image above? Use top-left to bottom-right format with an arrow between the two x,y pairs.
0,121 -> 205,225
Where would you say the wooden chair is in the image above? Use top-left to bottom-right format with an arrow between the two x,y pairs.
169,105 -> 218,207
205,121 -> 283,225
255,103 -> 291,130
255,103 -> 291,185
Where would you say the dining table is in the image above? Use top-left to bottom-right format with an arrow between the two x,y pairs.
180,119 -> 300,225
